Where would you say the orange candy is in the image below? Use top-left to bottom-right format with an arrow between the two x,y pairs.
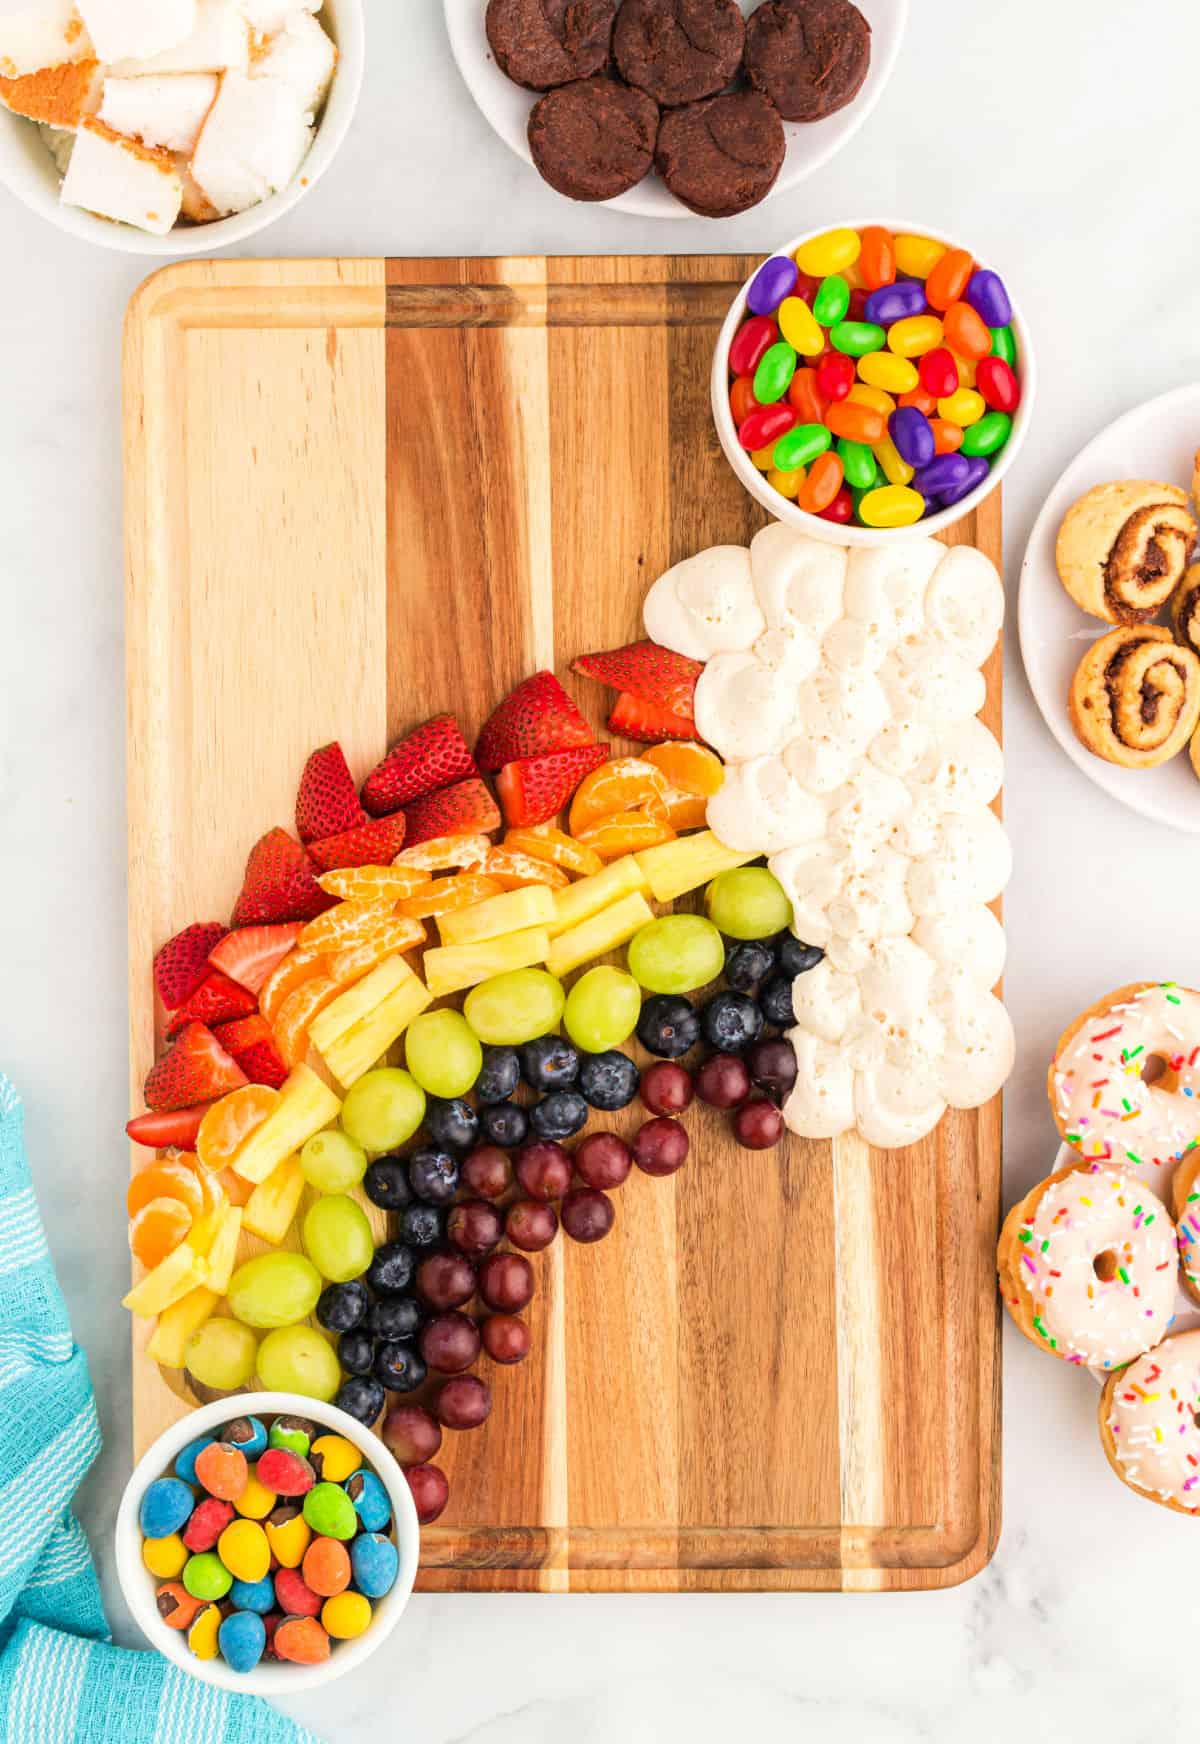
898,387 -> 937,416
195,1085 -> 280,1172
796,450 -> 844,514
481,848 -> 569,890
943,300 -> 991,361
729,375 -> 757,425
930,418 -> 964,455
394,833 -> 491,872
274,1616 -> 330,1665
273,974 -> 341,1068
302,1536 -> 351,1597
502,827 -> 602,877
258,947 -> 328,1026
642,742 -> 724,797
396,873 -> 503,920
317,865 -> 431,902
127,1157 -> 205,1221
858,224 -> 896,291
787,367 -> 828,425
568,758 -> 670,835
156,1582 -> 204,1631
824,401 -> 885,445
129,1197 -> 192,1268
924,247 -> 974,312
574,810 -> 675,860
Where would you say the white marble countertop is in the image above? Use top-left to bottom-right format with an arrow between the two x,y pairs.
3,0 -> 1199,1737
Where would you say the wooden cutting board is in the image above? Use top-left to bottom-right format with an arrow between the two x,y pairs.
125,256 -> 1002,1592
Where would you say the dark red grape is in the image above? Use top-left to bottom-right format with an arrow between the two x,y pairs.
747,1037 -> 797,1100
515,1140 -> 573,1201
640,1060 -> 693,1115
574,1131 -> 633,1190
561,1187 -> 614,1243
733,1097 -> 784,1150
436,1374 -> 492,1430
382,1403 -> 442,1467
632,1116 -> 689,1177
419,1311 -> 482,1374
446,1199 -> 503,1258
405,1462 -> 449,1523
415,1250 -> 476,1310
460,1145 -> 514,1201
505,1199 -> 558,1252
478,1251 -> 535,1312
480,1313 -> 530,1365
696,1051 -> 751,1108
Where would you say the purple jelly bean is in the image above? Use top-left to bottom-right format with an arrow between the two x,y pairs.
912,453 -> 971,499
863,281 -> 926,325
888,406 -> 935,470
747,255 -> 799,316
965,269 -> 1012,328
937,454 -> 991,507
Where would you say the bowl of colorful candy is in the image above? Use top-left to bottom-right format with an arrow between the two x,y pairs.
711,221 -> 1035,544
115,1392 -> 419,1693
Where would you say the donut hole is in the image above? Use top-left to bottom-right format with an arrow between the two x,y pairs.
1141,1052 -> 1178,1092
1093,1249 -> 1120,1283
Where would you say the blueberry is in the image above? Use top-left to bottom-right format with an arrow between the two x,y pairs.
476,1045 -> 520,1104
701,991 -> 765,1052
520,1035 -> 580,1092
777,936 -> 824,979
400,1203 -> 444,1249
724,940 -> 776,994
425,1097 -> 480,1152
366,1240 -> 416,1296
407,1148 -> 459,1206
316,1279 -> 369,1334
578,1050 -> 639,1111
334,1376 -> 386,1427
637,994 -> 701,1058
760,974 -> 796,1027
338,1330 -> 375,1376
363,1156 -> 411,1212
368,1295 -> 423,1342
478,1101 -> 529,1149
530,1090 -> 589,1141
373,1341 -> 427,1394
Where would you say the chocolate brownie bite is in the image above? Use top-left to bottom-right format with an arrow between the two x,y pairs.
743,0 -> 871,123
486,0 -> 618,92
655,87 -> 785,216
613,0 -> 745,107
528,76 -> 659,200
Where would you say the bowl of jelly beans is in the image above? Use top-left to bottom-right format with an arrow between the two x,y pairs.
712,222 -> 1034,543
116,1392 -> 419,1693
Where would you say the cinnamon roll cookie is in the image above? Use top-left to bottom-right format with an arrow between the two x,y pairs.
1068,625 -> 1200,769
1171,562 -> 1200,659
1055,480 -> 1197,625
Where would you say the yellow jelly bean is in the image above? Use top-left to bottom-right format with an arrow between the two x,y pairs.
142,1535 -> 188,1580
873,435 -> 915,487
310,1435 -> 362,1485
795,227 -> 862,277
187,1602 -> 222,1661
887,315 -> 944,358
894,234 -> 947,279
859,484 -> 924,528
218,1518 -> 270,1585
321,1591 -> 372,1641
768,465 -> 805,500
777,295 -> 825,357
857,351 -> 918,394
234,1473 -> 277,1521
848,383 -> 895,417
937,388 -> 986,428
950,350 -> 977,388
751,443 -> 775,471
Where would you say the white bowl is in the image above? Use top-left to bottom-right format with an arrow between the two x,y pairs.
710,219 -> 1037,546
115,1391 -> 419,1695
0,0 -> 363,255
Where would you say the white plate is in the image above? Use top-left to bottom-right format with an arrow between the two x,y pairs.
443,0 -> 908,220
1017,383 -> 1200,833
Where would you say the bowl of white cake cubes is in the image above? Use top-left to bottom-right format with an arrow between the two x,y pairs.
0,0 -> 363,252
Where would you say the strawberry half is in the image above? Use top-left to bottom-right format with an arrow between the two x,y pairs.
144,1022 -> 249,1113
295,743 -> 367,843
474,672 -> 594,771
403,778 -> 501,848
212,1015 -> 288,1090
495,743 -> 609,828
573,642 -> 702,716
208,922 -> 304,994
153,922 -> 228,1009
165,971 -> 258,1036
307,814 -> 408,873
361,715 -> 477,816
608,692 -> 700,743
126,1103 -> 217,1149
231,829 -> 337,928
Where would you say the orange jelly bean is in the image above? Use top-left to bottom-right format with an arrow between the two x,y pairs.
930,418 -> 964,455
899,387 -> 937,416
787,368 -> 827,425
729,375 -> 758,425
796,451 -> 844,514
824,400 -> 885,445
943,300 -> 991,361
858,225 -> 896,291
924,248 -> 974,312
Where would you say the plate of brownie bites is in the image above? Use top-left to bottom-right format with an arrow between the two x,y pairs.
445,0 -> 907,218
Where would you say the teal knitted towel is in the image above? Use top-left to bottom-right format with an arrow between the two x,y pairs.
0,1073 -> 323,1744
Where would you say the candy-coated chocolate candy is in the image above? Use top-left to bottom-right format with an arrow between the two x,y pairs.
302,1482 -> 358,1541
750,443 -> 775,471
937,388 -> 985,428
187,1601 -> 222,1661
183,1551 -> 233,1602
824,400 -> 885,445
837,439 -> 877,490
183,1496 -> 235,1553
230,1573 -> 276,1614
795,228 -> 861,277
777,295 -> 825,358
274,1565 -> 323,1617
829,320 -> 884,358
194,1442 -> 248,1503
898,386 -> 937,416
274,1616 -> 330,1666
848,383 -> 894,418
924,247 -> 973,312
990,324 -> 1017,368
752,340 -> 797,405
872,434 -> 915,487
893,234 -> 945,279
140,1477 -> 194,1540
912,453 -> 972,499
268,1417 -> 315,1458
787,367 -> 828,424
959,411 -> 1012,457
819,487 -> 854,524
174,1436 -> 214,1487
746,254 -> 798,316
223,1417 -> 269,1460
345,1469 -> 391,1534
918,347 -> 958,400
322,1591 -> 372,1641
219,1609 -> 267,1674
310,1435 -> 362,1486
303,1535 -> 351,1598
858,484 -> 924,528
350,1532 -> 398,1599
863,281 -> 925,326
143,1534 -> 188,1580
976,355 -> 1020,414
887,315 -> 943,358
261,1612 -> 283,1659
857,225 -> 895,291
256,1448 -> 315,1497
930,418 -> 964,455
966,268 -> 1012,328
234,1471 -> 277,1521
857,351 -> 916,394
738,403 -> 797,453
264,1503 -> 312,1568
219,1518 -> 271,1584
888,406 -> 935,470
729,375 -> 757,425
796,451 -> 843,514
812,274 -> 850,328
938,453 -> 991,505
942,300 -> 991,362
728,314 -> 778,377
767,466 -> 803,499
816,353 -> 855,402
772,421 -> 831,472
156,1581 -> 204,1631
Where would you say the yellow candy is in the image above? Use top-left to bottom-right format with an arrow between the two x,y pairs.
777,294 -> 825,357
795,227 -> 861,277
767,466 -> 805,500
234,1472 -> 277,1521
321,1591 -> 372,1641
894,233 -> 946,278
142,1535 -> 188,1579
751,443 -> 776,471
187,1602 -> 222,1661
950,350 -> 977,388
857,351 -> 918,394
858,484 -> 924,528
848,383 -> 895,417
264,1509 -> 311,1569
310,1434 -> 362,1485
937,388 -> 985,428
887,315 -> 944,358
218,1518 -> 270,1584
872,435 -> 915,487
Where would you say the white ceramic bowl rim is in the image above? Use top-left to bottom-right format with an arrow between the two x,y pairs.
115,1390 -> 419,1695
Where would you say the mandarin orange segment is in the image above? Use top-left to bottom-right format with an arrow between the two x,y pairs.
481,848 -> 569,891
327,917 -> 428,986
503,827 -> 603,877
195,1084 -> 281,1173
574,810 -> 677,861
217,1167 -> 255,1209
259,947 -> 329,1026
396,874 -> 503,920
273,974 -> 342,1068
643,741 -> 725,797
660,787 -> 709,831
568,759 -> 671,835
317,865 -> 432,902
127,1158 -> 206,1221
129,1198 -> 193,1269
299,900 -> 398,951
394,832 -> 491,872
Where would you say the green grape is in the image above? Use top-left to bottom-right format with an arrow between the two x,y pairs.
227,1252 -> 322,1330
464,968 -> 565,1046
300,1129 -> 367,1193
627,914 -> 724,995
705,867 -> 791,940
184,1317 -> 258,1390
564,965 -> 642,1052
404,1009 -> 483,1098
340,1067 -> 425,1152
256,1325 -> 341,1402
303,1194 -> 374,1283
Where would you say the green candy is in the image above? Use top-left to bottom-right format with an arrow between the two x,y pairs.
829,320 -> 885,357
183,1552 -> 232,1602
812,273 -> 850,328
772,422 -> 831,472
989,325 -> 1016,368
302,1481 -> 358,1541
268,1417 -> 313,1458
837,438 -> 877,490
960,411 -> 1012,457
752,340 -> 797,406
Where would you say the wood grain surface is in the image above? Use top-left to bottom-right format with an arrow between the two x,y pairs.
124,255 -> 1002,1592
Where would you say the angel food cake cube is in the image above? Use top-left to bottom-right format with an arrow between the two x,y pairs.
0,56 -> 102,125
190,68 -> 311,215
108,0 -> 248,75
99,72 -> 217,151
75,0 -> 195,63
250,11 -> 333,113
241,0 -> 321,38
61,116 -> 182,232
0,1 -> 91,78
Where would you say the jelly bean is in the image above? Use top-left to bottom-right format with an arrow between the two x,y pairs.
976,355 -> 1020,414
825,401 -> 885,445
837,439 -> 878,491
175,1436 -> 214,1487
256,1448 -> 316,1498
990,324 -> 1017,368
268,1417 -> 315,1457
898,386 -> 937,416
303,1535 -> 352,1598
234,1472 -> 277,1521
219,1518 -> 271,1584
773,422 -> 830,471
930,418 -> 964,455
796,451 -> 844,514
351,1532 -> 399,1599
156,1581 -> 204,1631
842,260 -> 866,291
813,274 -> 850,328
966,268 -> 1012,328
183,1497 -> 235,1553
195,1442 -> 248,1503
873,435 -> 915,487
777,295 -> 825,357
143,1535 -> 188,1580
219,1609 -> 267,1674
274,1616 -> 330,1666
830,320 -> 885,357
858,484 -> 925,528
918,347 -> 958,400
303,1481 -> 358,1541
738,403 -> 797,453
275,1565 -> 323,1618
952,350 -> 977,388
857,351 -> 917,394
264,1503 -> 311,1569
322,1591 -> 372,1641
943,300 -> 991,362
751,444 -> 776,471
864,281 -> 926,326
816,353 -> 854,403
187,1601 -> 222,1661
230,1573 -> 276,1614
345,1469 -> 391,1535
924,248 -> 974,313
887,315 -> 943,358
792,271 -> 821,305
937,388 -> 985,428
140,1477 -> 194,1540
183,1551 -> 233,1602
729,375 -> 758,425
768,466 -> 804,500
310,1435 -> 362,1486
728,314 -> 778,377
894,234 -> 946,279
849,383 -> 895,417
858,225 -> 896,291
223,1416 -> 269,1460
960,411 -> 1012,457
913,453 -> 971,499
795,227 -> 861,277
753,340 -> 798,405
788,367 -> 829,424
888,406 -> 935,470
938,453 -> 991,505
747,254 -> 799,316
846,288 -> 870,322
819,487 -> 854,524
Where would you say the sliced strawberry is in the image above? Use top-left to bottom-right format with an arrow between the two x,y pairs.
144,1022 -> 249,1113
165,971 -> 258,1036
608,692 -> 701,744
208,922 -> 304,994
231,829 -> 337,928
295,743 -> 367,843
153,922 -> 228,1009
212,1015 -> 289,1090
474,672 -> 593,772
403,777 -> 501,848
495,743 -> 609,828
361,715 -> 477,816
126,1103 -> 217,1149
307,814 -> 408,873
573,642 -> 702,715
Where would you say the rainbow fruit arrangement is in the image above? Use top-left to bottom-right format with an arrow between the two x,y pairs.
125,648 -> 821,1525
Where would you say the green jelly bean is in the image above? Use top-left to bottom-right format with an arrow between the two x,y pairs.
773,422 -> 832,471
302,1481 -> 358,1541
829,320 -> 885,357
812,274 -> 850,329
837,439 -> 877,490
183,1552 -> 233,1602
960,411 -> 1012,457
850,472 -> 881,519
752,341 -> 797,406
989,325 -> 1016,368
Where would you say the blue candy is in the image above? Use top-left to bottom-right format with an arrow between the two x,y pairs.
229,1574 -> 275,1614
218,1609 -> 267,1674
863,281 -> 926,325
345,1469 -> 390,1534
965,269 -> 1011,328
222,1416 -> 268,1460
888,406 -> 935,469
139,1477 -> 194,1540
746,254 -> 798,316
175,1435 -> 214,1487
350,1532 -> 398,1599
912,453 -> 971,499
937,453 -> 991,506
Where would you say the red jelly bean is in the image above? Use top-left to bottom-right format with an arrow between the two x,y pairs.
976,355 -> 1021,413
274,1566 -> 323,1618
858,225 -> 896,291
257,1449 -> 315,1498
273,1616 -> 330,1666
729,375 -> 758,425
918,347 -> 958,400
737,403 -> 797,452
728,315 -> 778,377
816,353 -> 855,403
182,1497 -> 234,1552
943,300 -> 991,361
792,271 -> 821,305
194,1442 -> 248,1503
846,288 -> 870,322
819,487 -> 853,524
787,368 -> 827,424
